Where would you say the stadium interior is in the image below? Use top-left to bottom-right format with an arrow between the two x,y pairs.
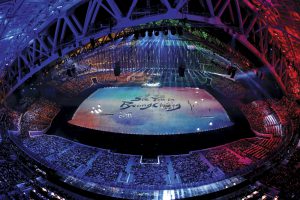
0,0 -> 300,200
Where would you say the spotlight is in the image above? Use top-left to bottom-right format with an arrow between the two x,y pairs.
154,30 -> 159,36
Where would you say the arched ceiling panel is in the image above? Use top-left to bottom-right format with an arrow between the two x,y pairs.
0,0 -> 80,74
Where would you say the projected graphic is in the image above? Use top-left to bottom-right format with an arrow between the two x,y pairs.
69,87 -> 233,135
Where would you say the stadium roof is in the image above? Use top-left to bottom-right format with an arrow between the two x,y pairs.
252,0 -> 300,66
0,0 -> 300,73
0,0 -> 80,72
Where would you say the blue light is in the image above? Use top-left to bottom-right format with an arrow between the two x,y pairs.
0,0 -> 80,70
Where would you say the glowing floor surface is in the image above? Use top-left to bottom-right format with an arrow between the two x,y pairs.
69,87 -> 233,135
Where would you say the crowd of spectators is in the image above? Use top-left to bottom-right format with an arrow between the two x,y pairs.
239,100 -> 282,135
130,157 -> 168,186
170,152 -> 215,184
240,96 -> 300,139
0,162 -> 29,193
246,137 -> 281,150
227,139 -> 257,159
19,135 -> 223,188
0,138 -> 36,198
204,147 -> 250,174
50,70 -> 141,96
17,96 -> 36,110
20,98 -> 60,138
266,97 -> 300,124
5,125 -> 297,200
23,135 -> 72,158
260,148 -> 300,199
85,151 -> 129,183
20,134 -> 284,190
50,144 -> 98,172
228,136 -> 284,161
211,74 -> 248,100
0,107 -> 22,131
0,135 -> 87,200
242,142 -> 270,160
49,74 -> 94,96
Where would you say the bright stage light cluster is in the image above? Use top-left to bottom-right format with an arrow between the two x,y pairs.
91,105 -> 102,114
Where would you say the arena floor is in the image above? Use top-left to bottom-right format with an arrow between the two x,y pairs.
69,87 -> 233,135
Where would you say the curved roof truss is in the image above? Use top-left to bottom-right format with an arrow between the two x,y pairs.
0,0 -> 298,102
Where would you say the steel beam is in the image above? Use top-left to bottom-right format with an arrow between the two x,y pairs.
2,0 -> 295,101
